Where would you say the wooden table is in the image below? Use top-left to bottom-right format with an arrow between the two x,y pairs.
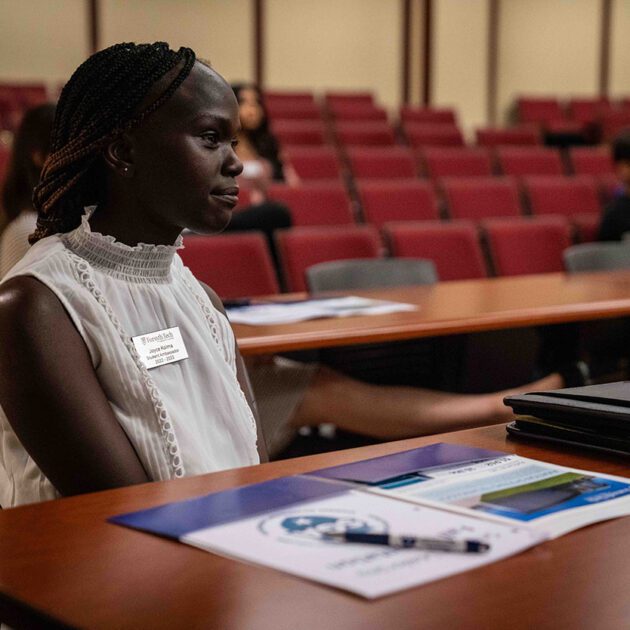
233,271 -> 630,355
1,424 -> 630,629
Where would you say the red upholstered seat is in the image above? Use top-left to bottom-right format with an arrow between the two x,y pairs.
422,147 -> 493,179
283,146 -> 344,181
357,180 -> 439,227
404,123 -> 464,148
324,92 -> 374,107
267,183 -> 354,226
442,176 -> 523,220
271,120 -> 328,146
483,217 -> 572,276
346,147 -> 417,180
276,225 -> 382,292
180,233 -> 279,299
569,147 -> 615,175
523,175 -> 601,218
384,220 -> 487,280
496,147 -> 565,176
265,101 -> 322,121
572,213 -> 602,243
335,121 -> 397,147
517,98 -> 564,126
400,106 -> 457,125
475,127 -> 540,146
329,104 -> 388,121
264,91 -> 316,107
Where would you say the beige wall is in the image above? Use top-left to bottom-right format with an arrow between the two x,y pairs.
433,0 -> 488,137
408,0 -> 424,107
264,0 -> 401,111
609,0 -> 630,98
0,0 -> 88,88
99,0 -> 253,84
497,0 -> 600,124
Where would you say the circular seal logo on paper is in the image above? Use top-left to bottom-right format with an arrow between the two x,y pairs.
257,508 -> 388,547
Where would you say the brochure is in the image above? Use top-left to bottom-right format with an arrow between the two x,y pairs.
225,296 -> 416,325
111,443 -> 630,598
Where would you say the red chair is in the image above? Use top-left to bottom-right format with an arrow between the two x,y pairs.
573,213 -> 601,243
404,123 -> 464,148
180,233 -> 279,299
276,225 -> 382,292
329,104 -> 388,121
267,183 -> 354,226
265,101 -> 322,121
283,146 -> 344,181
496,147 -> 565,176
567,98 -> 612,124
335,121 -> 396,147
357,181 -> 439,228
442,177 -> 523,221
421,147 -> 493,179
0,145 -> 10,186
523,175 -> 601,218
384,220 -> 487,280
271,120 -> 328,146
600,110 -> 630,141
263,90 -> 316,107
324,92 -> 374,107
346,147 -> 417,180
400,106 -> 457,125
475,127 -> 540,146
517,98 -> 565,126
484,217 -> 572,276
569,147 -> 615,175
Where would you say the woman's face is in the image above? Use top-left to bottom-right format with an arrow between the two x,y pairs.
238,87 -> 264,131
126,62 -> 243,236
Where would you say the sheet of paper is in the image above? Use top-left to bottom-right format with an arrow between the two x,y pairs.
226,296 -> 416,325
181,489 -> 543,599
310,445 -> 630,539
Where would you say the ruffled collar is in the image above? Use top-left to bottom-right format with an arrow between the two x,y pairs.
61,208 -> 183,283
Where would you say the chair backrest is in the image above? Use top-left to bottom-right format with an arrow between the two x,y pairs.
524,175 -> 601,218
276,225 -> 382,292
329,104 -> 389,122
264,90 -> 315,107
265,101 -> 322,121
475,127 -> 540,146
324,91 -> 374,107
266,183 -> 354,226
442,176 -> 523,220
517,98 -> 564,125
564,242 -> 630,273
346,147 -> 417,180
357,180 -> 439,227
422,147 -> 493,179
335,121 -> 396,147
400,106 -> 456,125
180,233 -> 279,299
283,146 -> 343,181
496,147 -> 565,176
569,147 -> 614,176
306,258 -> 438,293
404,123 -> 464,148
484,217 -> 572,276
384,220 -> 487,280
271,120 -> 327,146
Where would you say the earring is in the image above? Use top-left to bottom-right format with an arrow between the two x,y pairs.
123,166 -> 129,174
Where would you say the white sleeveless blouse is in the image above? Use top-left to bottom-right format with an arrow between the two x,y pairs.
0,213 -> 259,507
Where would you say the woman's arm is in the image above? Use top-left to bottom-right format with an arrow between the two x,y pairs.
199,282 -> 269,462
0,276 -> 150,496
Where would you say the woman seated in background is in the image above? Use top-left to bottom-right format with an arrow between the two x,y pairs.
0,42 -> 564,510
0,103 -> 56,277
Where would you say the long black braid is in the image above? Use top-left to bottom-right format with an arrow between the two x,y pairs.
31,42 -> 196,243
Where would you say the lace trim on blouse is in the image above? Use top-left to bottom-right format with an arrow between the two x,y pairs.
61,209 -> 183,284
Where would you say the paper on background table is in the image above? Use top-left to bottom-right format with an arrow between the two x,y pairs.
226,296 -> 416,325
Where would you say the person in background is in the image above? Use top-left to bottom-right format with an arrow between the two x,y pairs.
598,131 -> 630,241
0,103 -> 55,277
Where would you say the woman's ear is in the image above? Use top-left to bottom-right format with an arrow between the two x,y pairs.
103,133 -> 135,178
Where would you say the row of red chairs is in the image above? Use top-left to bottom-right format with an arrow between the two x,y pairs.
181,217 -> 581,299
242,176 -> 605,231
281,145 -> 615,182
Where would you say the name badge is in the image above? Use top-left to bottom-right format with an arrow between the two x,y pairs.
131,326 -> 189,370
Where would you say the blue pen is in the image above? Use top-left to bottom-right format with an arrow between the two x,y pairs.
324,531 -> 490,553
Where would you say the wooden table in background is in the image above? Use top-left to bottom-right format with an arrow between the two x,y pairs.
233,271 -> 630,355
1,424 -> 630,629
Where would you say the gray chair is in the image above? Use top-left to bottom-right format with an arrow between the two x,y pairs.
564,242 -> 630,273
306,258 -> 438,293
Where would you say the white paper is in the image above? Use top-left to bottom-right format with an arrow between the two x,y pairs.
226,296 -> 416,326
362,455 -> 630,538
131,326 -> 189,370
182,490 -> 544,598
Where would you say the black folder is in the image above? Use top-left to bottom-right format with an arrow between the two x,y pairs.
504,381 -> 630,456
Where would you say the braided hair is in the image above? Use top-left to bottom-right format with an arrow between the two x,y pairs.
31,42 -> 196,243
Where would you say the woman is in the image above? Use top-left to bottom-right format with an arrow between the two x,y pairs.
0,103 -> 55,277
0,42 -> 265,507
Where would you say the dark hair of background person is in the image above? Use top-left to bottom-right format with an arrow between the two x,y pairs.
612,131 -> 630,163
1,103 -> 56,224
30,41 -> 196,244
231,83 -> 284,181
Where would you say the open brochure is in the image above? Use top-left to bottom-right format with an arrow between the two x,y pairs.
110,443 -> 630,598
225,296 -> 416,325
